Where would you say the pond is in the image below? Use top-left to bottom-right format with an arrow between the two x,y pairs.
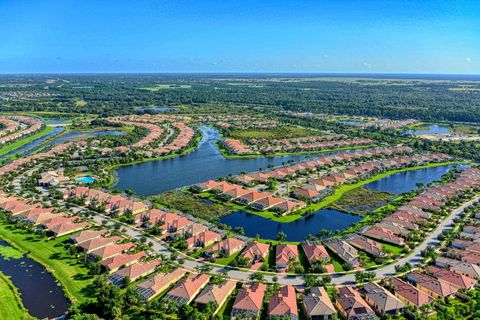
220,209 -> 361,242
405,124 -> 451,135
363,164 -> 461,194
0,240 -> 70,318
135,106 -> 179,112
114,126 -> 328,196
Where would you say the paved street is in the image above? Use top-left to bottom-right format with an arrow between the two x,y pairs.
91,195 -> 480,286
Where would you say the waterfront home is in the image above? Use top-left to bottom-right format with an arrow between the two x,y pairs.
221,186 -> 252,201
164,273 -> 210,305
360,283 -> 405,315
231,282 -> 266,320
233,174 -> 258,186
194,280 -> 236,314
323,238 -> 360,268
435,257 -> 480,279
268,285 -> 298,320
89,242 -> 135,260
406,272 -> 458,298
49,221 -> 90,237
251,196 -> 287,211
276,244 -> 299,270
208,237 -> 245,258
426,266 -> 476,289
109,259 -> 161,286
302,242 -> 329,264
345,234 -> 385,258
78,236 -> 122,253
136,268 -> 187,302
335,286 -> 378,320
101,251 -> 147,273
191,180 -> 222,192
135,208 -> 169,225
71,229 -> 108,244
211,182 -> 238,195
362,226 -> 405,246
187,230 -> 221,249
292,186 -> 320,200
241,241 -> 270,265
235,191 -> 270,205
302,287 -> 336,320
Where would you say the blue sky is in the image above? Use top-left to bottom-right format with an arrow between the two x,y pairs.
0,0 -> 478,73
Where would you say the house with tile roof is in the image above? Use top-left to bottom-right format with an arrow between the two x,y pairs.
77,236 -> 122,253
426,265 -> 476,289
335,286 -> 378,320
194,280 -> 236,314
164,273 -> 210,305
323,238 -> 360,268
360,283 -> 405,315
89,242 -> 135,260
109,259 -> 161,286
242,241 -> 270,266
407,272 -> 458,298
235,191 -> 270,205
231,282 -> 266,320
101,251 -> 147,273
345,234 -> 385,258
435,257 -> 480,279
390,277 -> 433,307
187,230 -> 222,249
251,196 -> 287,211
49,221 -> 90,237
268,285 -> 298,320
71,229 -> 108,244
302,286 -> 336,320
136,268 -> 186,302
276,244 -> 299,270
209,238 -> 245,258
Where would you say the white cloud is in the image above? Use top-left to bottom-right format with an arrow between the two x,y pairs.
363,62 -> 375,69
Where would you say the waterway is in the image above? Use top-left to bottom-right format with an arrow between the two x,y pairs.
220,209 -> 361,241
114,126 -> 326,196
0,240 -> 70,318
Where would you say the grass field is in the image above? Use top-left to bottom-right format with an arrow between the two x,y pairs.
0,223 -> 95,304
0,272 -> 30,319
140,84 -> 192,91
0,126 -> 55,156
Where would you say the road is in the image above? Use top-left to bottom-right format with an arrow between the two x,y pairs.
91,195 -> 480,286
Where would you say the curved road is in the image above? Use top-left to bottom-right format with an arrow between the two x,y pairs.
92,195 -> 479,286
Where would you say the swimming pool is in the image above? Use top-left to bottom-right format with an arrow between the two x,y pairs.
76,176 -> 95,183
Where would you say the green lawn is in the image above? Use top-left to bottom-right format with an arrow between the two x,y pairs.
215,250 -> 242,266
0,272 -> 30,319
0,126 -> 55,156
0,223 -> 95,304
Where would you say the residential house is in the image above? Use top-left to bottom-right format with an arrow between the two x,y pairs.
164,273 -> 210,305
360,283 -> 405,315
136,269 -> 187,302
268,285 -> 298,320
335,286 -> 378,320
231,282 -> 267,320
194,280 -> 236,315
302,287 -> 336,320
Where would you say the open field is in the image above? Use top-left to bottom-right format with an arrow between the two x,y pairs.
0,223 -> 94,304
227,126 -> 318,140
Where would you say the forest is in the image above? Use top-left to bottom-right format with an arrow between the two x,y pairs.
0,74 -> 480,122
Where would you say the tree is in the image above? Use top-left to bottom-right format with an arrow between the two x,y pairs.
276,231 -> 287,242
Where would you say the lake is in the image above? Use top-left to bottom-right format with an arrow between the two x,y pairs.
0,127 -> 65,159
0,240 -> 70,318
220,209 -> 361,241
114,126 -> 327,196
364,164 -> 460,194
406,124 -> 451,135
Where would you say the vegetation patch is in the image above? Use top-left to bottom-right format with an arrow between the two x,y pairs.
0,126 -> 55,157
0,245 -> 23,260
227,125 -> 318,140
150,190 -> 232,220
329,187 -> 394,215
